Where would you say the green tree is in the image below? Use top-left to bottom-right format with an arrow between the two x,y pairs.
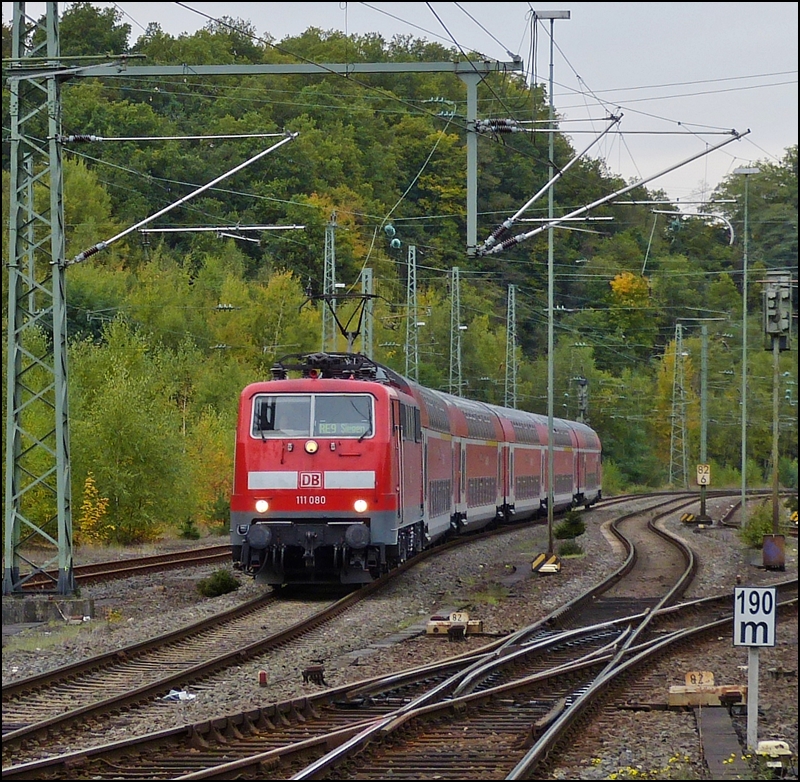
40,2 -> 130,57
186,409 -> 235,529
69,322 -> 191,543
714,145 -> 798,269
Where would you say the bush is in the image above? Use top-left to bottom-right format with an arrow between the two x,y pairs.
600,460 -> 625,495
76,472 -> 113,544
558,539 -> 583,557
708,459 -> 742,489
779,457 -> 797,490
739,503 -> 774,549
196,569 -> 240,597
206,493 -> 230,536
554,510 -> 586,540
179,517 -> 201,540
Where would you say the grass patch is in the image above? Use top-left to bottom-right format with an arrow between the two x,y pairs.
3,622 -> 92,653
469,583 -> 511,606
512,536 -> 547,553
395,612 -> 430,631
557,539 -> 584,557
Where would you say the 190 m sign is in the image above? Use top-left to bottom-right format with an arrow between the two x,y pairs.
733,586 -> 776,647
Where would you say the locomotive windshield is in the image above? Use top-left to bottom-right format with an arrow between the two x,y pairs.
314,395 -> 372,437
252,394 -> 373,438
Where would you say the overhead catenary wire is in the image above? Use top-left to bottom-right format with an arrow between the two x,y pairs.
58,9 -> 781,363
154,4 -> 792,206
160,2 -> 560,261
480,113 -> 622,251
86,4 -> 764,237
481,129 -> 749,256
59,132 -> 287,142
63,131 -> 299,267
138,225 -> 305,233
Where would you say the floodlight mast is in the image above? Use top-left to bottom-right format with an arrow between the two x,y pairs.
539,10 -> 571,557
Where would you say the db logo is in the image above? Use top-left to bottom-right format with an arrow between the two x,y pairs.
299,472 -> 322,488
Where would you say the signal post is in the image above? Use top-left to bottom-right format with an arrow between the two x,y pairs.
762,272 -> 791,570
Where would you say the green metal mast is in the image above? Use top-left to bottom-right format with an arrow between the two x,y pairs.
404,245 -> 419,382
4,2 -> 74,594
504,284 -> 518,408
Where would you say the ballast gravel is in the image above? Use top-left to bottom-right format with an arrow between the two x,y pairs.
2,495 -> 797,779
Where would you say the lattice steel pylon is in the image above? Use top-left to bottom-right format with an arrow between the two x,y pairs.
504,284 -> 518,408
4,2 -> 75,594
322,211 -> 337,352
449,267 -> 463,396
668,323 -> 689,488
404,245 -> 419,381
360,267 -> 373,359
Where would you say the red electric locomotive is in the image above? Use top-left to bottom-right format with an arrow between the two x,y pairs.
231,352 -> 601,585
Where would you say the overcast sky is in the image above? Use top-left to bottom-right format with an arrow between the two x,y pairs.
4,2 -> 798,207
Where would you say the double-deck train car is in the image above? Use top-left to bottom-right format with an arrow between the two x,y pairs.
231,352 -> 601,585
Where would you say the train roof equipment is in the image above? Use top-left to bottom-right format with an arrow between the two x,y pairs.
269,352 -> 412,392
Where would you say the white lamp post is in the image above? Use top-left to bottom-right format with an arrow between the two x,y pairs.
734,166 -> 759,529
536,10 -> 570,555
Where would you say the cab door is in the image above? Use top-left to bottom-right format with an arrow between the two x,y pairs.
392,399 -> 404,521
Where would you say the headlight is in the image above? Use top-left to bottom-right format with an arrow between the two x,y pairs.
255,499 -> 269,513
354,499 -> 368,513
304,440 -> 319,454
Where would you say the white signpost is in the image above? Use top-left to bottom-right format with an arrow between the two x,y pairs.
734,587 -> 777,750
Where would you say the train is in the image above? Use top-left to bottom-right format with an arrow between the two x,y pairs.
231,352 -> 602,585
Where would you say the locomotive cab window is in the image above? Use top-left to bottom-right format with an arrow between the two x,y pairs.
252,394 -> 373,439
314,395 -> 373,438
252,395 -> 311,437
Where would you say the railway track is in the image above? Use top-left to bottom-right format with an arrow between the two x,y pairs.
6,493 -> 779,779
3,578 -> 417,766
292,591 -> 797,781
11,489 -> 780,593
2,507 -> 591,768
18,545 -> 232,590
7,587 -> 793,780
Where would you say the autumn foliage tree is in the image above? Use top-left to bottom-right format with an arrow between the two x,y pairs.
76,472 -> 112,544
